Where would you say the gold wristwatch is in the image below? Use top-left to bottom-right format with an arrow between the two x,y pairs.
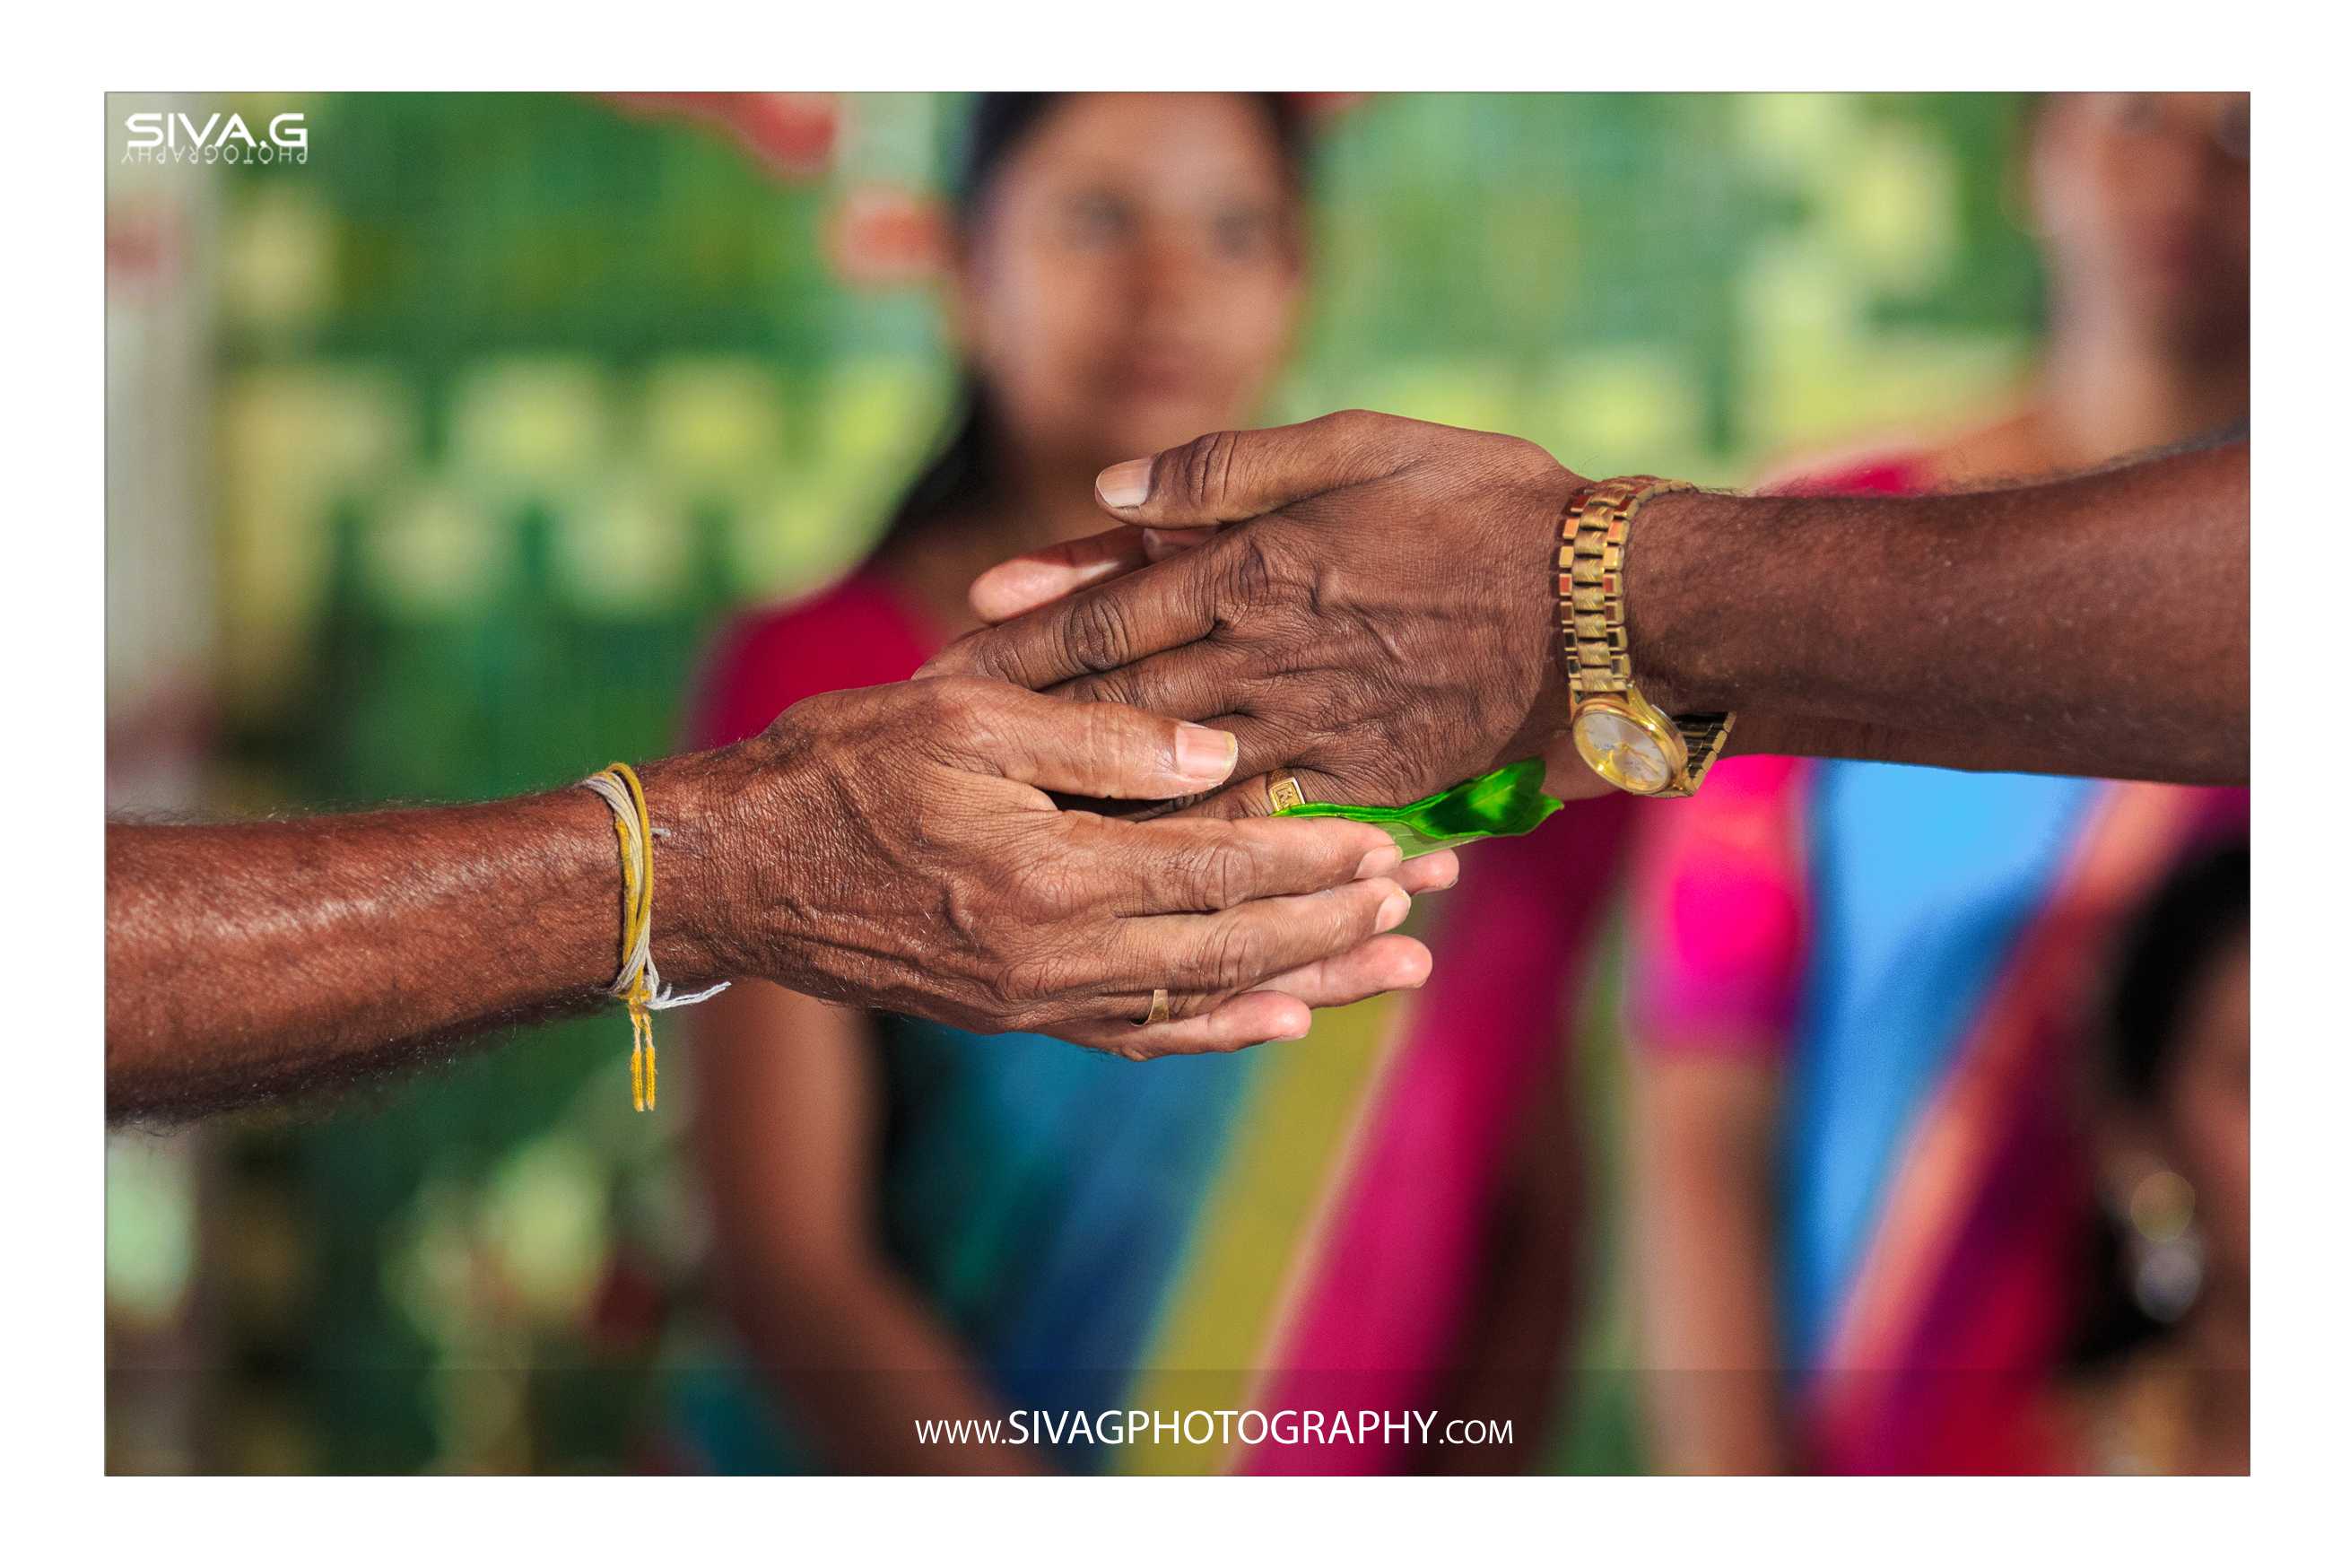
1555,475 -> 1734,798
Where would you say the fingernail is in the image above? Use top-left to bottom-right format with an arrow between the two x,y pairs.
1355,843 -> 1401,880
1376,890 -> 1411,932
1175,723 -> 1239,784
1097,458 -> 1153,510
1141,528 -> 1179,562
1278,1019 -> 1312,1041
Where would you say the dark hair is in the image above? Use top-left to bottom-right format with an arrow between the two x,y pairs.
2105,839 -> 2250,1108
875,92 -> 1309,554
2068,836 -> 2250,1368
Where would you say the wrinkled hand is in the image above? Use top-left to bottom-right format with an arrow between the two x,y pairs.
924,411 -> 1599,818
684,675 -> 1440,1058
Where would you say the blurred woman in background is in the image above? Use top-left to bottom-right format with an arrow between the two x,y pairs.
683,93 -> 1471,1474
684,91 -> 1307,1474
2052,840 -> 2250,1473
1625,92 -> 2250,1473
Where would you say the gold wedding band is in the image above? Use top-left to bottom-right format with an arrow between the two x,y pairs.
1135,989 -> 1172,1027
1266,771 -> 1308,813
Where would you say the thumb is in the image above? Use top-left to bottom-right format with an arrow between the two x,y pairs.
1091,410 -> 1413,528
955,684 -> 1240,800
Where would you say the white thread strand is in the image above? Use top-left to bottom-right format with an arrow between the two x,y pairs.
578,771 -> 730,1012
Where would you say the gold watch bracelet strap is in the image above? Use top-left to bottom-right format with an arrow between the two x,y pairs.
1554,475 -> 1735,795
1665,710 -> 1736,794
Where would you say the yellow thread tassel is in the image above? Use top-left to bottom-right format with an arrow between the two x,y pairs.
629,989 -> 656,1111
592,762 -> 663,1113
630,977 -> 654,1111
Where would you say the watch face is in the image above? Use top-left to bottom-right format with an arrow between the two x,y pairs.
1573,706 -> 1677,795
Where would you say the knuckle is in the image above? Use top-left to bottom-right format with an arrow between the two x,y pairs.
1278,822 -> 1352,882
1177,429 -> 1241,511
1061,671 -> 1136,710
1329,408 -> 1401,468
1188,989 -> 1242,1030
1061,591 -> 1136,675
1236,708 -> 1307,772
1184,843 -> 1249,910
1204,922 -> 1269,990
1009,854 -> 1082,916
1075,703 -> 1141,778
911,672 -> 970,710
914,675 -> 986,743
943,627 -> 1028,689
1219,532 -> 1279,607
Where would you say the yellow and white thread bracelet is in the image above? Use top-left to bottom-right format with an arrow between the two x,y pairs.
579,762 -> 728,1111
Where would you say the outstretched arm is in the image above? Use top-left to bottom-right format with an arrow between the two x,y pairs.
108,678 -> 1448,1122
1630,438 -> 2245,786
106,766 -> 719,1120
933,413 -> 2246,812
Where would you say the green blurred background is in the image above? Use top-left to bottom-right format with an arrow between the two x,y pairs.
105,91 -> 2039,1474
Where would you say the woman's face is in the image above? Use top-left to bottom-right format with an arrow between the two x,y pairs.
950,93 -> 1305,480
2031,92 -> 2250,357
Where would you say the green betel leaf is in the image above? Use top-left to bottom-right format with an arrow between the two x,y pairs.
1271,758 -> 1562,858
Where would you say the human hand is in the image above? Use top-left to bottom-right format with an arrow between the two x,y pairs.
672,675 -> 1441,1058
924,411 -> 1601,818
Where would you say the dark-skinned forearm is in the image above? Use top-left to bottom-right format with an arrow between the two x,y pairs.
1624,442 -> 2247,785
104,750 -> 747,1122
